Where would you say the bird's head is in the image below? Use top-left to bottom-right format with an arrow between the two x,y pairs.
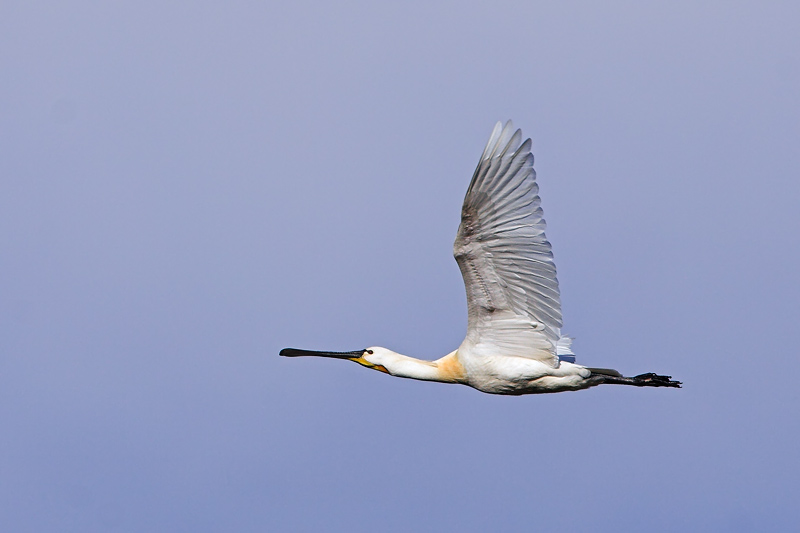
279,346 -> 393,373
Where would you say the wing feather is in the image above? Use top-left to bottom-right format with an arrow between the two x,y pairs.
454,121 -> 563,365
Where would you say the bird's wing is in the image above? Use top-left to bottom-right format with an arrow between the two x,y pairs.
454,121 -> 562,365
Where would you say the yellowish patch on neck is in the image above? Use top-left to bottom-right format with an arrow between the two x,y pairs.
435,351 -> 466,383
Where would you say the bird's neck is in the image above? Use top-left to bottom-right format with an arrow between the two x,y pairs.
384,350 -> 465,383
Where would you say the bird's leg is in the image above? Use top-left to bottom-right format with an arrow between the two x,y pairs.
594,371 -> 682,388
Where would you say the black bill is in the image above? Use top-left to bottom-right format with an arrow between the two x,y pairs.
279,348 -> 365,359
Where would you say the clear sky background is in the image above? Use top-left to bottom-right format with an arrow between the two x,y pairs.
2,1 -> 799,531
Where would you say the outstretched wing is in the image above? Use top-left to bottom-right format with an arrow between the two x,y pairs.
454,121 -> 562,365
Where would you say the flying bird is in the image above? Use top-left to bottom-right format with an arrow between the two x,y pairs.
281,121 -> 681,394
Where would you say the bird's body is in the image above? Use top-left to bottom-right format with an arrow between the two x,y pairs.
281,121 -> 680,394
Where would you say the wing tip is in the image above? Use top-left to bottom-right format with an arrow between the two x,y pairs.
481,120 -> 533,163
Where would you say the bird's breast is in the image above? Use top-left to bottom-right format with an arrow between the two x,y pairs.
434,351 -> 467,383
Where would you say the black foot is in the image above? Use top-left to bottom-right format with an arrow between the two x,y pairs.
598,372 -> 682,388
633,373 -> 682,388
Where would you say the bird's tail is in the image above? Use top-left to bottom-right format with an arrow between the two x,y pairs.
556,335 -> 575,363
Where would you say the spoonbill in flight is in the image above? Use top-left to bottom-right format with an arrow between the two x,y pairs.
281,121 -> 681,394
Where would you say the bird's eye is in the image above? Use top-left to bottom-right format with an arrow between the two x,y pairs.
366,349 -> 374,355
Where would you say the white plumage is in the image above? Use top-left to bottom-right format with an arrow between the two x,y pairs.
455,121 -> 563,362
281,121 -> 680,394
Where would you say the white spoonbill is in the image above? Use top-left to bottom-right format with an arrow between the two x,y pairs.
281,121 -> 681,394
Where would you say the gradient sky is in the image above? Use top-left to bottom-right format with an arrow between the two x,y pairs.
2,1 -> 799,531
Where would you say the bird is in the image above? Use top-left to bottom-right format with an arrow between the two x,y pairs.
281,121 -> 681,394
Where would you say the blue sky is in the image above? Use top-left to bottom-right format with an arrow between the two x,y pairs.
2,1 -> 799,531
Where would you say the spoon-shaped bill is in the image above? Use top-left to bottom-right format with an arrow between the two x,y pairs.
279,348 -> 366,359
